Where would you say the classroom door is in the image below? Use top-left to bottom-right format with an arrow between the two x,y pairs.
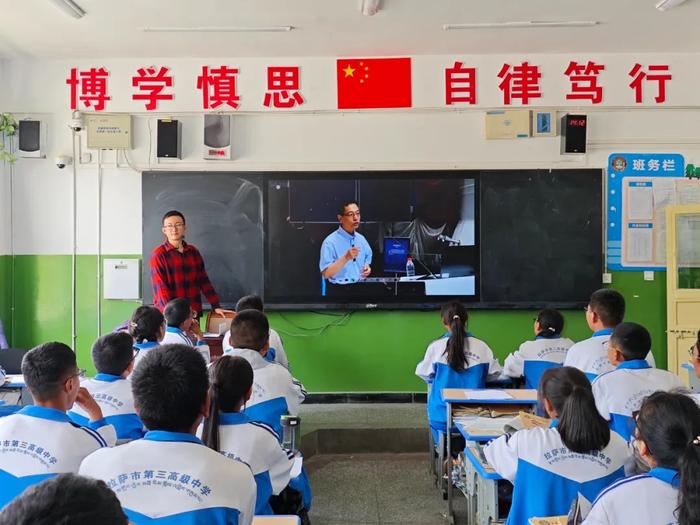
666,204 -> 700,376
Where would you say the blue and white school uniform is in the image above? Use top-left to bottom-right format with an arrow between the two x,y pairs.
68,374 -> 145,441
503,335 -> 574,389
563,329 -> 656,381
213,412 -> 295,515
223,328 -> 290,369
484,422 -> 630,525
415,334 -> 501,439
162,326 -> 211,364
0,406 -> 115,509
591,360 -> 683,441
224,348 -> 306,437
583,467 -> 679,525
133,341 -> 160,369
319,227 -> 373,284
79,430 -> 256,525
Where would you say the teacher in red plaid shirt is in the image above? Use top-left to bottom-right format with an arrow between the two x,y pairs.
149,210 -> 230,317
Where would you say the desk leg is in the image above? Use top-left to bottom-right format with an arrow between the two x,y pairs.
446,401 -> 453,523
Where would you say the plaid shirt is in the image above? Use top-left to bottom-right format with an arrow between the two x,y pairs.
149,240 -> 220,315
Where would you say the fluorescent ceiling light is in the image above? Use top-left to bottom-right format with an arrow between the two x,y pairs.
443,20 -> 599,30
142,26 -> 293,33
48,0 -> 86,19
655,0 -> 688,11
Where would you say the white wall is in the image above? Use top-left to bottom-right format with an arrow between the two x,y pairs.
3,55 -> 700,255
0,58 -> 12,257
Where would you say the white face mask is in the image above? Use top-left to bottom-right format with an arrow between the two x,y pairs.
630,435 -> 651,474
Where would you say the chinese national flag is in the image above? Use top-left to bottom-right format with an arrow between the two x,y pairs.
337,57 -> 412,109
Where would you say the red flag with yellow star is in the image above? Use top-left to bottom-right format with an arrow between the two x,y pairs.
336,57 -> 412,109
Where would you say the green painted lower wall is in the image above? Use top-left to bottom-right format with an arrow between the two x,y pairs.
0,255 -> 668,391
0,256 -> 12,346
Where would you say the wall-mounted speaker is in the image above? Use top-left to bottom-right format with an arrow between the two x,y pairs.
561,114 -> 587,154
18,120 -> 44,158
203,114 -> 231,160
157,119 -> 181,159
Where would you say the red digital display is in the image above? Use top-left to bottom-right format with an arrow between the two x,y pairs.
567,118 -> 587,127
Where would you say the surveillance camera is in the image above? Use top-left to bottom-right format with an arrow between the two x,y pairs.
68,116 -> 84,132
55,155 -> 72,169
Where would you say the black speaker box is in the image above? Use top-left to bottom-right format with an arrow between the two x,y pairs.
18,120 -> 42,157
157,119 -> 182,159
561,114 -> 587,154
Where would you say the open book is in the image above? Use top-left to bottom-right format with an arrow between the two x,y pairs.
455,411 -> 550,438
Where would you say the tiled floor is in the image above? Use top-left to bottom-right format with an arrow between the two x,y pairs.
297,403 -> 467,525
305,452 -> 467,525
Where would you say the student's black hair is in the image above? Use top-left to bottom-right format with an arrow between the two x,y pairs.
130,344 -> 208,433
0,473 -> 128,525
588,288 -> 625,327
92,332 -> 135,376
162,210 -> 185,225
539,366 -> 610,454
129,305 -> 164,343
609,322 -> 651,361
21,342 -> 77,401
535,309 -> 564,338
201,355 -> 254,453
441,302 -> 469,371
636,391 -> 700,525
338,200 -> 360,216
229,309 -> 270,352
235,294 -> 264,313
163,297 -> 192,327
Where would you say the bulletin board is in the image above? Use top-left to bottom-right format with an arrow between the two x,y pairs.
606,152 -> 694,271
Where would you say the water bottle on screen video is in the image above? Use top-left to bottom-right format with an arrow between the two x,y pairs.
406,256 -> 415,277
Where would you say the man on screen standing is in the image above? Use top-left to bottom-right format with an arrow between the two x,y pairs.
150,210 -> 228,317
319,201 -> 372,284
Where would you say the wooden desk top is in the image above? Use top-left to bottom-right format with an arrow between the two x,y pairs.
252,516 -> 301,525
442,388 -> 538,403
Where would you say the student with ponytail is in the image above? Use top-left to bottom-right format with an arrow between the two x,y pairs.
415,302 -> 501,442
584,391 -> 700,525
484,367 -> 630,524
503,308 -> 574,388
202,355 -> 297,516
128,306 -> 165,367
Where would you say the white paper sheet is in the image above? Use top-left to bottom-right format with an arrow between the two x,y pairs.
627,225 -> 653,262
627,183 -> 654,221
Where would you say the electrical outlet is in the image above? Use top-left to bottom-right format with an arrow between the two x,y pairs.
602,273 -> 612,284
644,271 -> 654,281
80,152 -> 92,163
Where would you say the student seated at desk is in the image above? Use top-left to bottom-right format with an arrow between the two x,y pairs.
69,332 -> 145,441
161,297 -> 211,364
415,302 -> 501,443
223,295 -> 290,370
0,342 -> 116,510
592,322 -> 683,442
583,391 -> 700,525
484,367 -> 630,525
503,309 -> 574,389
563,289 -> 655,381
224,310 -> 306,437
202,356 -> 297,516
687,330 -> 700,406
79,344 -> 256,525
0,473 -> 128,525
129,305 -> 165,368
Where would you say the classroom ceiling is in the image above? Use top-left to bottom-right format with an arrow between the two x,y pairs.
0,0 -> 699,59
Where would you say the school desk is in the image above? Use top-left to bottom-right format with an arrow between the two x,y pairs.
0,374 -> 32,406
252,516 -> 301,525
443,389 -> 537,524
